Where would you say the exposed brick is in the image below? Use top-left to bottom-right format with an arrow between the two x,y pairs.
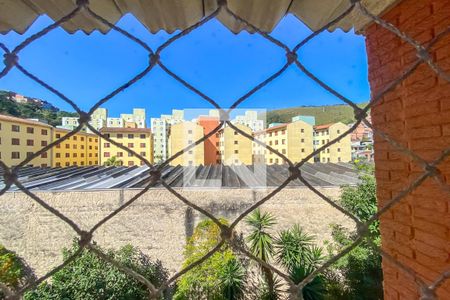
367,0 -> 450,298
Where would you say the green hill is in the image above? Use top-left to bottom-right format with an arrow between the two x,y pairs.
0,91 -> 77,127
263,103 -> 368,126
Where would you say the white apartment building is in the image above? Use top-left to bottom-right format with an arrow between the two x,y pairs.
231,110 -> 264,132
61,108 -> 107,132
151,109 -> 184,162
121,108 -> 146,128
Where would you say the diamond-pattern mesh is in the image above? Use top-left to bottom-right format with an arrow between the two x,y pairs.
1,0 -> 449,299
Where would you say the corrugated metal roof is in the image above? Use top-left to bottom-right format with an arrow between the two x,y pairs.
0,0 -> 399,35
0,163 -> 360,191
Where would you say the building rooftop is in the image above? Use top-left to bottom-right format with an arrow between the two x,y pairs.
99,127 -> 152,133
0,163 -> 360,191
314,123 -> 334,130
0,114 -> 53,128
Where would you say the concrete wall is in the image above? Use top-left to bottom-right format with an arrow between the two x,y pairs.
0,187 -> 353,276
366,0 -> 450,298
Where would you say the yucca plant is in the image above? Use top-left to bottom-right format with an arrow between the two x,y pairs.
245,209 -> 277,299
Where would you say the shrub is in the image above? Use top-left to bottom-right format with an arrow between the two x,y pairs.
174,218 -> 246,300
0,245 -> 35,297
24,243 -> 169,300
324,170 -> 383,300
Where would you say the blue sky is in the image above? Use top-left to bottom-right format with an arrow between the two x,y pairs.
0,13 -> 370,119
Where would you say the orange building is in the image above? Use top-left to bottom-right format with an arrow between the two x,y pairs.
197,116 -> 220,165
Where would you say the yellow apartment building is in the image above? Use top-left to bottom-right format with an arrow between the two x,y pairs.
53,128 -> 99,167
168,121 -> 204,166
253,120 -> 314,165
313,122 -> 352,163
218,124 -> 253,165
99,127 -> 153,166
0,114 -> 53,167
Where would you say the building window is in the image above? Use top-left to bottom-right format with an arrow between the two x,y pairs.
301,148 -> 305,153
269,141 -> 272,146
128,134 -> 134,139
337,130 -> 340,134
117,134 -> 123,139
56,153 -> 61,158
81,153 -> 84,158
65,153 -> 70,158
301,139 -> 304,143
128,143 -> 134,148
282,149 -> 286,154
12,125 -> 20,132
27,127 -> 34,134
337,148 -> 341,152
140,152 -> 146,156
11,138 -> 20,145
81,161 -> 85,166
301,129 -> 304,133
26,152 -> 33,158
73,144 -> 77,149
140,143 -> 146,148
56,134 -> 61,138
41,152 -> 47,158
104,152 -> 110,157
65,162 -> 70,167
282,139 -> 285,145
128,161 -> 134,166
81,137 -> 84,141
41,141 -> 47,147
117,152 -> 123,157
65,144 -> 70,149
73,136 -> 77,141
269,158 -> 273,163
234,150 -> 238,154
73,153 -> 77,158
327,158 -> 330,162
338,157 -> 341,162
275,158 -> 279,164
89,153 -> 92,157
81,145 -> 84,149
234,140 -> 238,145
275,140 -> 278,145
188,150 -> 193,154
104,143 -> 110,148
41,129 -> 48,135
56,162 -> 61,167
128,152 -> 134,157
88,138 -> 92,142
282,130 -> 286,135
41,164 -> 48,167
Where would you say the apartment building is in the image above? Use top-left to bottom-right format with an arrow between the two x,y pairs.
168,121 -> 204,166
198,116 -> 220,165
218,124 -> 253,165
99,127 -> 153,166
53,128 -> 99,167
61,107 -> 107,131
0,114 -> 53,167
120,108 -> 146,128
253,119 -> 314,165
231,110 -> 264,132
151,109 -> 184,162
313,122 -> 351,163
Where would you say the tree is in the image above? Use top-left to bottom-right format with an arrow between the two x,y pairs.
24,243 -> 169,300
324,168 -> 383,300
174,219 -> 246,300
104,156 -> 123,166
245,209 -> 277,299
245,210 -> 326,300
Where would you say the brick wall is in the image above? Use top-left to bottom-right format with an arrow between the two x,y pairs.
365,0 -> 450,298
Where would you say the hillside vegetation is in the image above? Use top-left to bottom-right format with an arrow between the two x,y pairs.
264,103 -> 368,126
0,91 -> 77,127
